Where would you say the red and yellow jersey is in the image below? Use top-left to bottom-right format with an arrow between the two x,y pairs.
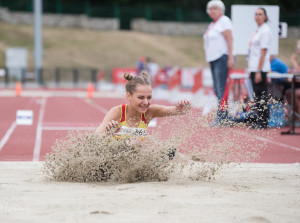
115,104 -> 148,140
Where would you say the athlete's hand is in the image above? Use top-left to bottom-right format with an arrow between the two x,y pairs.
105,120 -> 119,131
177,100 -> 191,113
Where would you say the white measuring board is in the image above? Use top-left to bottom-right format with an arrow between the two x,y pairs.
16,110 -> 33,125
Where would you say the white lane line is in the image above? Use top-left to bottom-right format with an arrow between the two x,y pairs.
42,126 -> 96,131
236,130 -> 300,152
33,98 -> 47,161
251,134 -> 300,152
42,122 -> 99,127
83,99 -> 108,114
0,122 -> 16,152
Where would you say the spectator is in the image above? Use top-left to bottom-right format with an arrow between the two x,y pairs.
290,40 -> 300,71
203,0 -> 234,125
248,8 -> 272,129
145,57 -> 159,85
270,55 -> 288,74
269,55 -> 289,100
286,40 -> 300,120
269,43 -> 300,121
137,56 -> 146,76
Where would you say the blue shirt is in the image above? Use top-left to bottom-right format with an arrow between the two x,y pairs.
270,57 -> 288,74
270,57 -> 288,82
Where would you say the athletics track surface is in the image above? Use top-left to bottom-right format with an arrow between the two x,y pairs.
0,91 -> 299,163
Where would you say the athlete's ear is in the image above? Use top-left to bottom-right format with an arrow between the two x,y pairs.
126,92 -> 131,100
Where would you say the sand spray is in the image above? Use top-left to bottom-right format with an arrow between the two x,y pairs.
44,96 -> 279,183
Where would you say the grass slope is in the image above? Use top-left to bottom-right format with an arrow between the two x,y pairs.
0,22 -> 298,72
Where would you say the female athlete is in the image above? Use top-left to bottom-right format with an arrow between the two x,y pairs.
97,72 -> 191,159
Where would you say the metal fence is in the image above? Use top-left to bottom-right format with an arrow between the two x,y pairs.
0,67 -> 100,88
1,0 -> 299,29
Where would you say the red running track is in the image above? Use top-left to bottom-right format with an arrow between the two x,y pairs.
0,96 -> 300,163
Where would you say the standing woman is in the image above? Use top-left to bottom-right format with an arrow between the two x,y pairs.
203,0 -> 234,124
248,8 -> 272,129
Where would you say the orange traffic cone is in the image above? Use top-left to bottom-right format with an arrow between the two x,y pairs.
87,83 -> 94,100
15,81 -> 22,97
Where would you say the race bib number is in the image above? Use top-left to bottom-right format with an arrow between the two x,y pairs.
116,126 -> 147,137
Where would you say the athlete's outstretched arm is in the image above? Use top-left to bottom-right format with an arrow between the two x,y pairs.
97,106 -> 120,134
150,100 -> 191,118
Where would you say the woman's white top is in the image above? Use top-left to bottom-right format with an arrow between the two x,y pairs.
248,23 -> 272,72
203,15 -> 233,62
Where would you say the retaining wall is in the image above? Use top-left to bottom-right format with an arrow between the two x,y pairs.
0,7 -> 299,37
0,7 -> 119,30
132,18 -> 300,38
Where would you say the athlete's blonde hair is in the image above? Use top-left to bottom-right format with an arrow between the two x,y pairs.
124,72 -> 151,95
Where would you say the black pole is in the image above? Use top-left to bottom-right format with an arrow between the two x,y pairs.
40,68 -> 44,85
4,68 -> 9,87
55,68 -> 60,87
281,74 -> 300,135
36,68 -> 42,85
291,75 -> 295,133
91,69 -> 97,88
73,69 -> 78,87
21,68 -> 26,85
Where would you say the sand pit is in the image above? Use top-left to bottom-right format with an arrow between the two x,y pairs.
0,162 -> 300,223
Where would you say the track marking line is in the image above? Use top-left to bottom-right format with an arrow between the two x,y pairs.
0,122 -> 16,152
251,134 -> 300,152
42,122 -> 99,127
236,130 -> 300,152
42,126 -> 96,131
82,99 -> 108,114
33,98 -> 47,161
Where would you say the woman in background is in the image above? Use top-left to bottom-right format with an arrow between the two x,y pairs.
248,8 -> 272,129
203,0 -> 234,125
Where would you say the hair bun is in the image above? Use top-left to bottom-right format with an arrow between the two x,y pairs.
141,71 -> 149,79
124,73 -> 133,81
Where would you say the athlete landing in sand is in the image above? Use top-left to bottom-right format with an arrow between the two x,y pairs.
97,72 -> 191,159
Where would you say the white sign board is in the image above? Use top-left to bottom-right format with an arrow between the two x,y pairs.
6,48 -> 28,68
0,69 -> 5,77
231,5 -> 279,55
279,22 -> 288,38
16,110 -> 33,125
6,48 -> 28,79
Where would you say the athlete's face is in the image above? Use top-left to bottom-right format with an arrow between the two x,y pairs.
127,84 -> 152,113
255,9 -> 266,26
